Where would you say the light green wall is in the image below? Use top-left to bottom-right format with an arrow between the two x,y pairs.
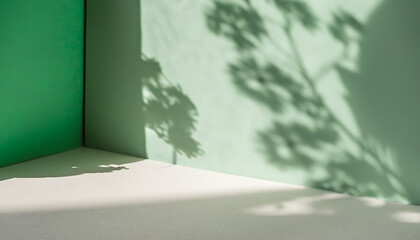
86,0 -> 420,205
0,0 -> 84,167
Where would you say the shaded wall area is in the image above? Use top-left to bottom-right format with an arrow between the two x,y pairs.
344,0 -> 420,204
85,0 -> 147,157
0,0 -> 84,167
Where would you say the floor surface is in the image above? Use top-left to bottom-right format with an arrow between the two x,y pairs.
1,147 -> 419,240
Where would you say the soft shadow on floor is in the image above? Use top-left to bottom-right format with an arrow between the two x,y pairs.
0,148 -> 143,181
1,187 -> 419,240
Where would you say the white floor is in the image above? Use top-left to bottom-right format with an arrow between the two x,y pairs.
0,148 -> 419,240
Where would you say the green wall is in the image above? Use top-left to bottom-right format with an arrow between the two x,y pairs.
85,0 -> 147,157
0,0 -> 84,167
86,0 -> 420,205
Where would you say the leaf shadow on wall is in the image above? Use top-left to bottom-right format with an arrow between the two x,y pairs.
206,0 -> 415,204
140,55 -> 204,164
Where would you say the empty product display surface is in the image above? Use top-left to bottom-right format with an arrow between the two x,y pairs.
1,0 -> 420,239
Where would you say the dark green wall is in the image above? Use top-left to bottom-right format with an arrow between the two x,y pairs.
85,0 -> 147,157
0,0 -> 84,167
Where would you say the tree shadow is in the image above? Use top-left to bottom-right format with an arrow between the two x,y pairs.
140,55 -> 203,164
206,0 -> 412,203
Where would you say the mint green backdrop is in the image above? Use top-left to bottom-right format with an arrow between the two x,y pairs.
86,0 -> 420,205
0,0 -> 84,167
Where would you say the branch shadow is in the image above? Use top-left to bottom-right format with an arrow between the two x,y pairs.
206,0 -> 415,204
140,56 -> 203,164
